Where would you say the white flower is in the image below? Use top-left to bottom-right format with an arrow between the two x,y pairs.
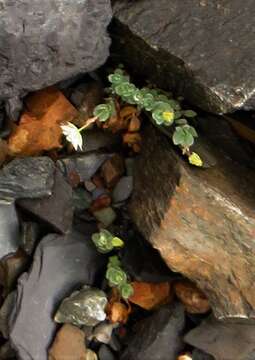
61,122 -> 83,151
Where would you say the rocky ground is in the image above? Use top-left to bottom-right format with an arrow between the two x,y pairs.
0,1 -> 255,360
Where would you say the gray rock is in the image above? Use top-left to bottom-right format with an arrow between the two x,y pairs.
0,0 -> 112,119
193,349 -> 215,360
57,153 -> 110,183
113,0 -> 255,113
9,231 -> 104,360
73,188 -> 92,211
0,157 -> 55,199
112,176 -> 133,203
20,222 -> 41,256
0,341 -> 16,359
0,200 -> 20,260
98,345 -> 116,360
93,207 -> 117,227
55,286 -> 107,327
0,291 -> 17,339
18,170 -> 73,234
185,316 -> 255,360
79,130 -> 120,154
120,303 -> 185,360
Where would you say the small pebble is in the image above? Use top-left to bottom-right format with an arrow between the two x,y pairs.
98,345 -> 116,360
85,180 -> 97,192
112,176 -> 133,203
93,208 -> 117,227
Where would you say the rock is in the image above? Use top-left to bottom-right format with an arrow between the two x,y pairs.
90,194 -> 112,212
0,251 -> 29,292
113,0 -> 255,113
93,207 -> 117,227
185,316 -> 255,360
174,280 -> 210,314
0,291 -> 16,338
0,157 -> 55,199
112,176 -> 133,203
57,153 -> 111,184
0,140 -> 8,167
0,0 -> 112,118
79,129 -> 120,154
9,231 -> 104,360
0,200 -> 20,260
101,154 -> 125,188
121,231 -> 180,283
91,323 -> 117,344
8,87 -> 78,156
73,188 -> 93,212
98,345 -> 116,360
120,303 -> 185,360
192,349 -> 215,360
86,350 -> 98,360
20,222 -> 41,256
18,170 -> 73,234
48,324 -> 87,360
55,286 -> 107,327
129,125 -> 255,320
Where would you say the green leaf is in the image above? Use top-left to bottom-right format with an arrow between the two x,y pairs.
172,126 -> 195,147
106,266 -> 127,286
119,283 -> 134,299
111,237 -> 124,248
108,256 -> 121,268
115,82 -> 136,98
93,104 -> 112,122
183,110 -> 197,118
176,118 -> 188,125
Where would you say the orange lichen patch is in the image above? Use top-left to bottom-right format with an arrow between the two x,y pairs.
8,87 -> 78,156
129,281 -> 172,310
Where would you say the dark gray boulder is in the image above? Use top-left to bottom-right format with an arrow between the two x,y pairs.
0,200 -> 20,259
9,231 -> 105,360
0,0 -> 112,119
18,170 -> 73,234
0,157 -> 55,199
185,316 -> 255,360
120,303 -> 185,360
112,0 -> 255,113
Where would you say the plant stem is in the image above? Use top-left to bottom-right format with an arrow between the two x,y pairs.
78,116 -> 98,132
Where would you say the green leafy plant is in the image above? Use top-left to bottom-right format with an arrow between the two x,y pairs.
92,229 -> 124,254
106,256 -> 134,299
93,68 -> 202,166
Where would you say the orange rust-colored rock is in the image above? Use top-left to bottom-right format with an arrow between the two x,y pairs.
8,87 -> 78,156
90,194 -> 111,212
129,124 -> 255,320
107,301 -> 130,324
101,154 -> 125,188
48,324 -> 87,360
174,280 -> 210,314
129,281 -> 172,310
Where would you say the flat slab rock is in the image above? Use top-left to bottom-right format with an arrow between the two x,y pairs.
185,316 -> 255,360
0,0 -> 112,117
120,303 -> 185,360
9,231 -> 104,360
129,125 -> 255,320
113,0 -> 255,113
0,157 -> 55,199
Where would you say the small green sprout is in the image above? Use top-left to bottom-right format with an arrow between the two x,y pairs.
91,229 -> 124,254
106,256 -> 134,299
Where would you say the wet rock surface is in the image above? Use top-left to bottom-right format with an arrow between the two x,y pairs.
0,157 -> 55,199
112,0 -> 255,113
0,0 -> 112,118
185,316 -> 255,360
9,231 -> 104,360
120,303 -> 185,360
18,170 -> 73,234
129,124 -> 255,320
0,200 -> 20,260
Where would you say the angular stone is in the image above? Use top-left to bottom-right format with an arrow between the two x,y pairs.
113,0 -> 255,113
120,303 -> 185,360
98,345 -> 116,360
20,222 -> 41,256
112,176 -> 133,203
185,316 -> 255,360
0,157 -> 55,199
18,170 -> 73,234
9,231 -> 104,360
0,251 -> 29,292
192,350 -> 215,360
93,207 -> 117,227
129,125 -> 255,319
0,291 -> 16,338
49,324 -> 87,360
0,200 -> 20,260
57,153 -> 110,183
101,154 -> 125,188
0,0 -> 112,118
